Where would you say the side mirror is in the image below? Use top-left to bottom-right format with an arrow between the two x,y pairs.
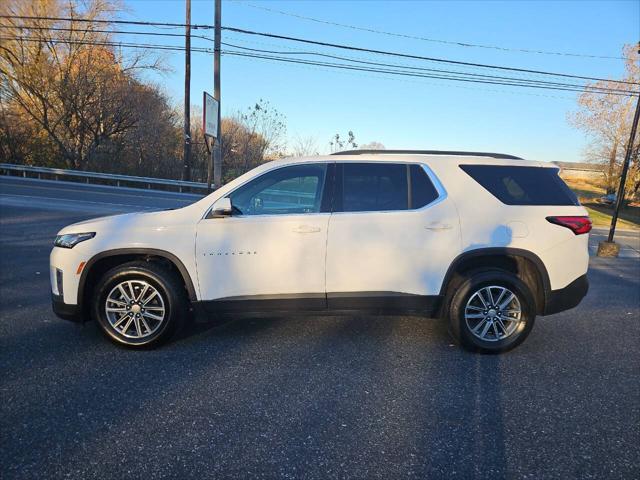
210,197 -> 233,218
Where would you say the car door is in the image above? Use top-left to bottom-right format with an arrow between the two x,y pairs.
195,162 -> 331,312
325,162 -> 460,311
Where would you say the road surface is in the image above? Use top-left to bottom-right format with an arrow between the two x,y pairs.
1,176 -> 639,479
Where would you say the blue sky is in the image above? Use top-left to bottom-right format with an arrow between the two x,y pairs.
122,0 -> 639,161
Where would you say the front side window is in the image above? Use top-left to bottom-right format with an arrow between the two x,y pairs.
229,164 -> 327,215
341,163 -> 408,212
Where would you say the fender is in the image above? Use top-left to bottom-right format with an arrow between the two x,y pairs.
439,247 -> 551,303
77,248 -> 198,311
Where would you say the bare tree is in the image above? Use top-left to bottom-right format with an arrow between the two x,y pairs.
569,44 -> 639,194
290,135 -> 319,157
329,131 -> 357,152
359,141 -> 385,150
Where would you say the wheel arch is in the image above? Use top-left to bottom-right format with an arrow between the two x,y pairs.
439,247 -> 550,315
78,248 -> 198,320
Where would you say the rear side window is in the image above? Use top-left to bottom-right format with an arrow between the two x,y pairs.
410,164 -> 439,209
341,163 -> 408,212
460,165 -> 579,206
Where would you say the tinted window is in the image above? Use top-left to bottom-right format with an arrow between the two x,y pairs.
410,164 -> 439,208
342,163 -> 407,212
460,165 -> 579,206
229,164 -> 327,215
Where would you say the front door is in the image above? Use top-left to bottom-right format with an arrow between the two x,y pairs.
195,163 -> 330,311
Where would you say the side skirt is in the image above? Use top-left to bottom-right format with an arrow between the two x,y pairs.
193,292 -> 443,319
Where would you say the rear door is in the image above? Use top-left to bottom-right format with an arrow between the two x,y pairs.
325,162 -> 460,311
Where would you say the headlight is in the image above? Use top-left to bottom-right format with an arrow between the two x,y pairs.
54,232 -> 96,249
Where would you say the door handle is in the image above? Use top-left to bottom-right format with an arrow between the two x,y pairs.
292,225 -> 321,234
425,222 -> 452,231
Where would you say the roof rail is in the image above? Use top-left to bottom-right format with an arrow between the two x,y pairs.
331,149 -> 523,160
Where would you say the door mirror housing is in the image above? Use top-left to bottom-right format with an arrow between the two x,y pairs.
210,197 -> 233,218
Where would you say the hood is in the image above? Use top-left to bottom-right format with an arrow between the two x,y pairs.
62,212 -> 137,231
56,209 -> 188,236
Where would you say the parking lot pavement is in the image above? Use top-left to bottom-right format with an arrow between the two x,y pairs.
1,179 -> 639,479
590,227 -> 640,258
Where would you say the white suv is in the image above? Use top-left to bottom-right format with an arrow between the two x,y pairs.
50,150 -> 591,352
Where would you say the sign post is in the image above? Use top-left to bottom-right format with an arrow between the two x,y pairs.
203,91 -> 219,138
203,91 -> 219,191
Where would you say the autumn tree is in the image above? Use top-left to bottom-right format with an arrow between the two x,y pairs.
570,44 -> 640,195
0,0 -> 293,186
0,0 -> 165,170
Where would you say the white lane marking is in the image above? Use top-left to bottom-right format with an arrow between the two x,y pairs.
0,177 -> 200,202
0,193 -> 156,209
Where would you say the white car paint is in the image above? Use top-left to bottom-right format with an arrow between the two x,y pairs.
51,153 -> 589,313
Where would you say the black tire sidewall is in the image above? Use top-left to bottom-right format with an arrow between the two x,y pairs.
93,264 -> 183,348
449,270 -> 536,353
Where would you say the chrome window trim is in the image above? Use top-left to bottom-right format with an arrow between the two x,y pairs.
203,160 -> 448,218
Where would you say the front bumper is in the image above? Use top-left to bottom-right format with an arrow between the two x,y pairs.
543,274 -> 589,316
52,293 -> 82,322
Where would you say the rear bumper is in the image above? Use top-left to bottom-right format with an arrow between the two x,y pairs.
52,293 -> 82,322
543,274 -> 589,316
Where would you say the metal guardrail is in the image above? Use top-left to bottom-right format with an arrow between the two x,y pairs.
0,164 -> 317,207
0,163 -> 211,193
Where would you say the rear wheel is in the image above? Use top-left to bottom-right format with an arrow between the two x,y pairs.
448,270 -> 536,353
93,261 -> 188,348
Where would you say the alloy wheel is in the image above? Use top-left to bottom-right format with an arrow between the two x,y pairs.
464,285 -> 522,342
105,280 -> 166,339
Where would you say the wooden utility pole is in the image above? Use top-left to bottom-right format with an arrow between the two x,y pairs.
212,0 -> 222,188
182,0 -> 192,181
607,92 -> 640,242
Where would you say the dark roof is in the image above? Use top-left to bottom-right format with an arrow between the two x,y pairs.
331,149 -> 523,160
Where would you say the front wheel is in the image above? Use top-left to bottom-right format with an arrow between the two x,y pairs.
448,270 -> 536,353
93,261 -> 188,348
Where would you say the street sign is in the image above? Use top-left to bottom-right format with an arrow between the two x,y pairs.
203,91 -> 219,139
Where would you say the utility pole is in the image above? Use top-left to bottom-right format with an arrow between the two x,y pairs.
182,0 -> 192,182
212,0 -> 222,189
606,92 -> 640,243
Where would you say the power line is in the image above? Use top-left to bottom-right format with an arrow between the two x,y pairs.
0,24 -> 214,42
4,20 -> 620,91
221,26 -> 639,86
223,33 -> 558,81
224,52 -> 580,102
222,51 -> 638,97
2,14 -> 636,86
0,35 -> 214,54
220,42 -> 635,94
0,14 -> 212,29
236,1 -> 625,61
3,34 -> 636,96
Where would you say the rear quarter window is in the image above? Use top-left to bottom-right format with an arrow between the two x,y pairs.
459,165 -> 579,206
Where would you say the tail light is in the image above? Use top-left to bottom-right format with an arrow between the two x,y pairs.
546,216 -> 592,235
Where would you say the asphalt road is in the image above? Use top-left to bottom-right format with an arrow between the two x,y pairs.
1,177 -> 639,479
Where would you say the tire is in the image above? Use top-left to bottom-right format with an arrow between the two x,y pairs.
448,270 -> 536,353
92,261 -> 188,348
